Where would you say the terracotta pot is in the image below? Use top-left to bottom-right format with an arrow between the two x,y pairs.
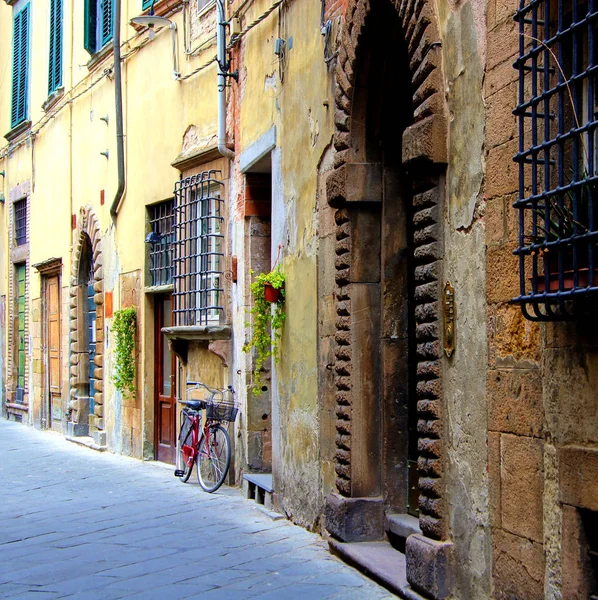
536,250 -> 590,292
264,283 -> 281,303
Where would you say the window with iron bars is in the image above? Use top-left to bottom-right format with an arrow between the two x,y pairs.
513,0 -> 598,320
14,199 -> 27,246
148,200 -> 175,287
173,171 -> 224,327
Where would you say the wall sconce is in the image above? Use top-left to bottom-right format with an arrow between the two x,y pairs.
130,0 -> 179,78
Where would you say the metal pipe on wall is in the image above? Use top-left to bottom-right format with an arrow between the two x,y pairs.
111,0 -> 126,218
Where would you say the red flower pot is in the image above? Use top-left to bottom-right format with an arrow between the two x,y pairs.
264,283 -> 281,303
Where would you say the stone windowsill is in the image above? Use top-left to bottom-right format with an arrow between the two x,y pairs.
4,120 -> 32,143
162,324 -> 231,341
145,283 -> 174,295
197,0 -> 216,19
6,402 -> 29,411
86,44 -> 114,71
42,87 -> 65,113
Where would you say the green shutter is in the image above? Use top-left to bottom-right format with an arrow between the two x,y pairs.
100,0 -> 113,48
11,4 -> 30,129
48,0 -> 63,94
84,0 -> 98,55
16,264 -> 26,390
142,0 -> 153,10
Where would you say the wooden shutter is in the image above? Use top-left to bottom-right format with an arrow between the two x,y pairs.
100,0 -> 113,48
11,5 -> 30,128
84,0 -> 98,55
48,0 -> 63,93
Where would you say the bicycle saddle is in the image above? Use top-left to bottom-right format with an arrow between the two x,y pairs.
183,400 -> 206,411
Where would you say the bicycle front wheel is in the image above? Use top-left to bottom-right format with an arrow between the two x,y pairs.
197,425 -> 231,493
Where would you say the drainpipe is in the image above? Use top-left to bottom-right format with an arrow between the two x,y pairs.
217,0 -> 234,159
111,0 -> 126,218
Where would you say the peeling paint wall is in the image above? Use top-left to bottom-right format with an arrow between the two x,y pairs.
439,0 -> 491,597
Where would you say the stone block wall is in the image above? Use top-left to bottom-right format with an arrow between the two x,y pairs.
485,0 -> 598,597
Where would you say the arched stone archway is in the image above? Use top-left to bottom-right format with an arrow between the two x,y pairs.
325,0 -> 452,596
68,205 -> 105,447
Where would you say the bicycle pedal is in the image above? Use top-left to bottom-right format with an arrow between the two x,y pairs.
174,469 -> 185,477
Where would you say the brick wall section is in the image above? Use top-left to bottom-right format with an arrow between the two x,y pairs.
485,1 -> 545,597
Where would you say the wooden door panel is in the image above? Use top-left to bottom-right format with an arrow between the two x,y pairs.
44,274 -> 62,429
155,296 -> 176,463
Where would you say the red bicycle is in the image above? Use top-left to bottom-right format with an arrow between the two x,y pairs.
174,381 -> 239,493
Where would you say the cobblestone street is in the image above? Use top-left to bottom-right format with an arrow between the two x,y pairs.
0,419 -> 393,599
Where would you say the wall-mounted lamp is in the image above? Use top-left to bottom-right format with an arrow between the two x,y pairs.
131,0 -> 172,40
145,231 -> 164,244
130,0 -> 179,78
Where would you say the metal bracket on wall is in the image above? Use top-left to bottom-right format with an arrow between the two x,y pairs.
443,281 -> 455,358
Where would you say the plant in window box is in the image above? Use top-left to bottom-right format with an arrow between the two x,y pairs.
242,265 -> 286,396
527,178 -> 596,292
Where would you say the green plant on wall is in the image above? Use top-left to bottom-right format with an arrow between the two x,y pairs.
242,266 -> 286,396
112,307 -> 137,397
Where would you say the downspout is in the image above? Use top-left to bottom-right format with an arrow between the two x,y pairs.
111,0 -> 126,218
217,0 -> 234,159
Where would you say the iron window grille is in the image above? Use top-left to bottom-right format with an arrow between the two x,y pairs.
513,0 -> 598,320
14,199 -> 27,246
173,170 -> 225,327
148,200 -> 175,287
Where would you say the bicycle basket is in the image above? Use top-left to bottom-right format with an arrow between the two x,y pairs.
206,400 -> 239,422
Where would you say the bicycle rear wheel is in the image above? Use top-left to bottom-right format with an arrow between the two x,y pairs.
177,414 -> 195,483
197,424 -> 231,492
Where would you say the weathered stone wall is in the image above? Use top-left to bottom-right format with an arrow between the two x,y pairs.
438,0 -> 491,598
485,0 -> 598,598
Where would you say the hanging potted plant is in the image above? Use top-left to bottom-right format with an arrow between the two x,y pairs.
111,307 -> 137,398
242,264 -> 286,395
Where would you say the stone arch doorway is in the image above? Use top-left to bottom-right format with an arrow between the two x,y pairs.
325,0 -> 452,595
68,206 -> 105,447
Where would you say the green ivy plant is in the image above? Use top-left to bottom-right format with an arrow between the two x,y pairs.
242,267 -> 286,396
112,307 -> 137,397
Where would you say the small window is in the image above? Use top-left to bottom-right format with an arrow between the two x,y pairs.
514,0 -> 598,320
11,4 -> 30,129
84,0 -> 113,55
48,0 -> 64,94
14,199 -> 27,246
148,200 -> 175,287
173,170 -> 225,327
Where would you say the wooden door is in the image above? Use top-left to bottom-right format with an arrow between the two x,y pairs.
155,296 -> 176,463
44,275 -> 62,430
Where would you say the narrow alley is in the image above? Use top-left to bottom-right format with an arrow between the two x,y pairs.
0,420 -> 393,599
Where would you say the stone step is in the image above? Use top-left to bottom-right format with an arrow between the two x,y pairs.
243,473 -> 274,510
329,539 -> 425,599
385,513 -> 421,551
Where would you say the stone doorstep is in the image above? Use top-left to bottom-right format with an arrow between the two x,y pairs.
329,539 -> 426,599
243,473 -> 274,511
65,435 -> 106,452
386,514 -> 422,540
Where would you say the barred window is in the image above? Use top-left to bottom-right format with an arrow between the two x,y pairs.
14,199 -> 27,246
514,0 -> 598,320
148,200 -> 174,287
173,171 -> 224,327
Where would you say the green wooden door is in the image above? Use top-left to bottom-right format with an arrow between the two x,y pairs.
16,264 -> 26,392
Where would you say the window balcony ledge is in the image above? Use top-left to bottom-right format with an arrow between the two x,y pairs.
163,325 -> 231,364
162,324 -> 231,341
4,120 -> 31,143
86,44 -> 114,71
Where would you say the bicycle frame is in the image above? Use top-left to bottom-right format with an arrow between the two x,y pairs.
177,409 -> 202,471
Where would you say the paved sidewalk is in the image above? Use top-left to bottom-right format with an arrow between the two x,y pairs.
0,419 -> 393,599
